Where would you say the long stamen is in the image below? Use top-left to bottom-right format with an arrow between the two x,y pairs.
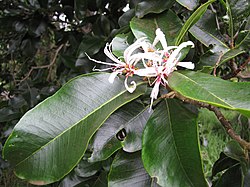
86,53 -> 120,66
104,43 -> 125,65
93,66 -> 113,71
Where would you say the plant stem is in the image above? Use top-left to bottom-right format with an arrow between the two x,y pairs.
174,92 -> 250,151
223,56 -> 250,79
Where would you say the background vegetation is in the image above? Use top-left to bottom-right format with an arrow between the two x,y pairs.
0,0 -> 249,186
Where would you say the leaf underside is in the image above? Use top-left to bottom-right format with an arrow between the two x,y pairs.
3,73 -> 146,184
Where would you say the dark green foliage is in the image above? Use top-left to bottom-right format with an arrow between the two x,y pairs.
1,0 -> 250,186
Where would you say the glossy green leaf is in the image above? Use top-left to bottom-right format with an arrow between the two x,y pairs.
75,156 -> 102,178
236,29 -> 250,50
214,164 -> 242,187
199,47 -> 245,69
175,0 -> 215,45
89,102 -> 151,162
168,71 -> 250,117
142,99 -> 207,187
3,73 -> 146,185
59,156 -> 105,187
130,10 -> 183,45
135,0 -> 174,18
59,173 -> 92,187
223,141 -> 248,174
226,0 -> 250,37
111,33 -> 131,58
59,171 -> 108,187
74,0 -> 87,19
224,141 -> 246,161
218,48 -> 246,66
77,36 -> 105,59
189,10 -> 229,53
108,151 -> 159,187
176,0 -> 198,10
0,108 -> 21,122
118,9 -> 135,27
212,152 -> 239,178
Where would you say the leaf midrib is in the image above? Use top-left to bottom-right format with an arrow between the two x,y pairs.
15,82 -> 145,167
189,24 -> 229,50
172,72 -> 234,109
165,100 -> 194,187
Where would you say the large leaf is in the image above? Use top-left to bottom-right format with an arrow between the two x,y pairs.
89,101 -> 151,162
189,10 -> 229,53
226,0 -> 250,37
111,33 -> 133,58
175,0 -> 215,45
198,48 -> 245,69
212,152 -> 239,178
108,151 -> 159,187
236,17 -> 250,49
3,73 -> 146,185
236,30 -> 250,50
130,10 -> 183,46
218,48 -> 245,66
223,141 -> 248,174
214,164 -> 243,187
59,171 -> 108,187
135,0 -> 175,18
77,36 -> 105,59
168,71 -> 250,117
142,99 -> 207,187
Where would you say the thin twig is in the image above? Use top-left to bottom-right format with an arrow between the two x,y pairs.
223,56 -> 250,79
18,44 -> 64,83
213,52 -> 224,76
174,92 -> 250,151
161,91 -> 175,99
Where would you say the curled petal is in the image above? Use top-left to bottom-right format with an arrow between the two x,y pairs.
104,43 -> 125,65
124,77 -> 136,93
167,41 -> 195,66
108,71 -> 119,83
129,52 -> 162,66
177,62 -> 195,69
124,37 -> 147,64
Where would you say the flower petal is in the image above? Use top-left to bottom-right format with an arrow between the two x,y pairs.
153,28 -> 168,50
134,67 -> 158,77
149,78 -> 161,109
104,43 -> 125,65
108,71 -> 119,83
129,52 -> 162,66
124,77 -> 136,93
167,41 -> 195,66
177,62 -> 195,69
124,37 -> 147,64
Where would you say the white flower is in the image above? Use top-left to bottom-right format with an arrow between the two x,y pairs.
88,28 -> 195,109
87,38 -> 149,93
133,29 -> 195,108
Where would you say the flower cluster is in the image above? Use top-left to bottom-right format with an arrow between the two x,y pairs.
87,28 -> 195,108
